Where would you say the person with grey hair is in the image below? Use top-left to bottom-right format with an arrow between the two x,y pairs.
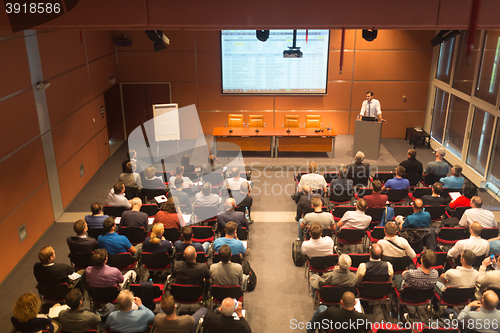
216,198 -> 248,231
194,182 -> 220,207
440,165 -> 464,189
459,196 -> 496,229
309,254 -> 357,297
203,297 -> 251,333
120,197 -> 148,229
423,148 -> 450,181
105,290 -> 154,333
347,151 -> 371,186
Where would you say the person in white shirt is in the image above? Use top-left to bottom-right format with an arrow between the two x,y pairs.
435,250 -> 479,294
448,222 -> 490,259
334,198 -> 371,231
358,91 -> 385,123
297,161 -> 327,196
377,222 -> 416,259
459,196 -> 496,229
106,182 -> 132,209
169,165 -> 194,189
476,255 -> 500,298
301,223 -> 334,259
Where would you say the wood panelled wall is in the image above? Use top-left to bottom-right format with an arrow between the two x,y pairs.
0,29 -> 116,283
116,29 -> 434,138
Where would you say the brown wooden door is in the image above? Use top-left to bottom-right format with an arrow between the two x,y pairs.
104,84 -> 125,140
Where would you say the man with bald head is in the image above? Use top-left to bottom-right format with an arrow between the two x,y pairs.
459,196 -> 497,229
400,199 -> 431,229
120,197 -> 148,229
457,290 -> 499,332
203,297 -> 251,333
172,245 -> 210,286
216,198 -> 248,231
356,243 -> 393,284
307,291 -> 367,333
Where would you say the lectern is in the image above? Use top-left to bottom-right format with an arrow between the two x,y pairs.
353,120 -> 382,160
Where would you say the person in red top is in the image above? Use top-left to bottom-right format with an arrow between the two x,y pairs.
153,197 -> 185,230
362,180 -> 388,209
445,180 -> 477,216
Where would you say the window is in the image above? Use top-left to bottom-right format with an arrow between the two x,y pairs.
444,95 -> 470,157
430,88 -> 450,144
487,120 -> 500,188
436,37 -> 455,83
475,30 -> 500,105
453,31 -> 481,95
467,108 -> 495,176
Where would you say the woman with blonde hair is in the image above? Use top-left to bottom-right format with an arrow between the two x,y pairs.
11,292 -> 58,333
143,223 -> 173,255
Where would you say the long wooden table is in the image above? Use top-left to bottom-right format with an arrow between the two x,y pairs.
212,127 -> 337,158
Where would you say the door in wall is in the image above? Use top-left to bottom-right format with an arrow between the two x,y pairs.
121,83 -> 171,138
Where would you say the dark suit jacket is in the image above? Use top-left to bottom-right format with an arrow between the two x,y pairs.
33,262 -> 74,284
217,210 -> 248,230
203,313 -> 251,333
67,236 -> 98,253
347,162 -> 371,186
318,307 -> 368,333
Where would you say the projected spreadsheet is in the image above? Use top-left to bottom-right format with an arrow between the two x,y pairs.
221,30 -> 329,94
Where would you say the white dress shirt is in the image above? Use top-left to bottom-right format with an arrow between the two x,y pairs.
447,236 -> 490,258
106,189 -> 131,208
378,236 -> 416,259
301,236 -> 334,258
339,210 -> 371,230
360,98 -> 382,118
459,208 -> 497,229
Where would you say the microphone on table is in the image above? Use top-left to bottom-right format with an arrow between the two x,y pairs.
287,120 -> 291,133
327,123 -> 332,131
229,120 -> 233,134
255,120 -> 259,133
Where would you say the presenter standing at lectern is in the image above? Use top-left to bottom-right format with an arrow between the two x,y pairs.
358,91 -> 385,122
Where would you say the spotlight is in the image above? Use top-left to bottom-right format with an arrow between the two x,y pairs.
362,29 -> 378,42
431,30 -> 459,47
145,30 -> 169,51
256,30 -> 270,42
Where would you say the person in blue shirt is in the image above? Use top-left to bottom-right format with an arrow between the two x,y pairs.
85,202 -> 109,229
382,166 -> 410,191
213,222 -> 246,256
400,199 -> 431,229
106,290 -> 154,333
440,165 -> 465,189
98,217 -> 140,257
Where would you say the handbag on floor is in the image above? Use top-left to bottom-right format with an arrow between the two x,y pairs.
292,239 -> 304,267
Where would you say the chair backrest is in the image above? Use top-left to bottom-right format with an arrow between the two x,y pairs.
441,188 -> 463,198
202,172 -> 224,185
358,281 -> 393,299
211,285 -> 243,303
163,228 -> 180,242
365,208 -> 384,222
411,187 -> 432,199
441,287 -> 476,305
355,188 -> 373,198
87,286 -> 120,303
423,205 -> 446,220
308,254 -> 339,271
332,206 -> 356,220
107,252 -> 135,270
184,171 -> 199,181
191,226 -> 214,243
103,205 -> 127,217
284,115 -> 300,128
324,172 -> 339,183
170,284 -> 203,303
129,283 -> 163,300
228,114 -> 243,127
124,186 -> 141,200
37,283 -> 70,302
141,252 -> 171,268
237,227 -> 248,240
387,189 -> 409,203
329,191 -> 352,203
451,206 -> 471,219
140,204 -> 159,217
305,115 -> 321,128
372,172 -> 394,184
69,252 -> 93,269
402,173 -> 421,187
423,173 -> 442,186
369,227 -> 386,242
142,188 -> 167,200
480,227 -> 499,240
320,285 -> 357,305
382,256 -> 411,273
194,205 -> 218,222
349,254 -> 370,268
393,206 -> 414,218
437,227 -> 466,241
88,228 -> 104,240
248,115 -> 264,127
118,227 -> 147,243
212,253 -> 242,264
399,287 -> 434,304
337,228 -> 366,242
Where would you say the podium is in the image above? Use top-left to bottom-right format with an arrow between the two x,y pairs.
353,120 -> 382,160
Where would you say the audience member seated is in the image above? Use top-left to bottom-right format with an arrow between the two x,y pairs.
120,197 -> 149,229
67,219 -> 98,254
446,180 -> 477,215
347,151 -> 371,187
423,148 -> 450,182
393,249 -> 438,291
119,161 -> 142,188
309,253 -> 357,297
203,298 -> 251,333
476,256 -> 500,298
195,182 -> 220,208
400,199 -> 431,229
356,243 -> 393,284
85,249 -> 134,289
296,184 -> 324,221
298,197 -> 334,241
233,182 -> 253,213
330,167 -> 353,197
217,198 -> 249,231
154,295 -> 208,333
363,179 -> 388,209
59,289 -> 102,333
143,166 -> 166,189
210,244 -> 245,290
307,291 -> 367,333
334,198 -> 371,231
153,198 -> 185,230
34,246 -> 75,285
213,222 -> 247,256
301,223 -> 334,259
143,223 -> 173,255
105,290 -> 155,333
11,293 -> 58,333
448,222 -> 489,259
169,165 -> 194,189
85,202 -> 109,229
226,166 -> 247,192
399,149 -> 423,178
377,222 -> 416,259
181,154 -> 195,174
440,165 -> 464,189
295,161 -> 327,202
98,217 -> 138,256
459,196 -> 496,229
171,178 -> 192,213
122,149 -> 137,173
172,245 -> 210,286
382,166 -> 410,191
490,236 -> 500,255
106,181 -> 132,208
457,290 -> 499,330
435,250 -> 478,295
421,182 -> 450,206
175,226 -> 210,254
205,155 -> 223,173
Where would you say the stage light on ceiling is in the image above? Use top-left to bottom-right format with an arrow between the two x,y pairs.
362,29 -> 378,42
256,30 -> 270,42
145,30 -> 169,51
